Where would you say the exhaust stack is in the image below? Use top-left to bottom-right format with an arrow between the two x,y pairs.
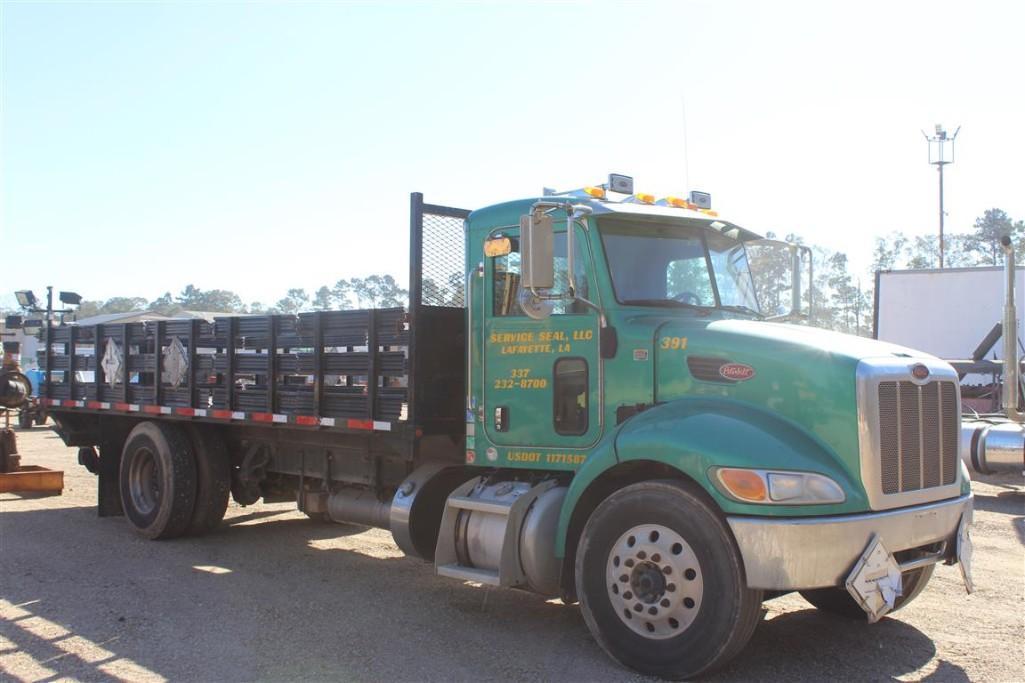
1000,235 -> 1025,422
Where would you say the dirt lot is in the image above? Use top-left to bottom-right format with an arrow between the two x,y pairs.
1,425 -> 1022,682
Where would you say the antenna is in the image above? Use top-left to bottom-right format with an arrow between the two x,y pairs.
921,124 -> 960,268
681,93 -> 691,191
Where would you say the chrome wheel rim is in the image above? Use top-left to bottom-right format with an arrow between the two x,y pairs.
606,524 -> 704,639
128,447 -> 160,515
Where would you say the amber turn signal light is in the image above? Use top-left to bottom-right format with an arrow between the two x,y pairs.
716,468 -> 768,502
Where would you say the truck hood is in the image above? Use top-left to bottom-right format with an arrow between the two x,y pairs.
651,318 -> 935,480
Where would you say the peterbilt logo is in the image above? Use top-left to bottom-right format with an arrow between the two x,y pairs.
719,363 -> 756,381
911,364 -> 930,380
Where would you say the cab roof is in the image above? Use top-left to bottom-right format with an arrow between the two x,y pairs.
467,196 -> 762,243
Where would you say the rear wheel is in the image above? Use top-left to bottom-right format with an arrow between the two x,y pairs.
575,480 -> 763,680
800,564 -> 934,619
119,422 -> 197,539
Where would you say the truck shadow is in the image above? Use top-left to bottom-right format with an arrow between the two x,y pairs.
0,504 -> 972,682
711,607 -> 969,682
972,490 -> 1025,545
972,489 -> 1024,516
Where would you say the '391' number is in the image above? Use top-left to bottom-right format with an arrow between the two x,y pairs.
659,336 -> 688,350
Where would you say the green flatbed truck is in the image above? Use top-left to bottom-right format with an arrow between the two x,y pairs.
42,177 -> 973,679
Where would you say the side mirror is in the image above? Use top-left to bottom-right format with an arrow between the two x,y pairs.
600,326 -> 618,359
520,212 -> 554,290
747,239 -> 813,322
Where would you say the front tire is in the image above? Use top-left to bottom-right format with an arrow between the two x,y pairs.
119,422 -> 197,539
575,480 -> 763,680
799,564 -> 934,619
18,408 -> 33,429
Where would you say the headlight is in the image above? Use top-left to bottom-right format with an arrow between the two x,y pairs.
713,468 -> 846,505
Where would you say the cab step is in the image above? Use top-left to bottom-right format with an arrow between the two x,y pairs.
436,564 -> 501,586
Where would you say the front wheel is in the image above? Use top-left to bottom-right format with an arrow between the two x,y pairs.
575,480 -> 763,680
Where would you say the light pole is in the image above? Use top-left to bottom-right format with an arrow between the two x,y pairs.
13,287 -> 82,396
922,124 -> 960,268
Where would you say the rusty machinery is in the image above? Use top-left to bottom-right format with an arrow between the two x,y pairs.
0,339 -> 63,493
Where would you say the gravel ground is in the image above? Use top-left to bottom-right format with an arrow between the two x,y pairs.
1,424 -> 1023,682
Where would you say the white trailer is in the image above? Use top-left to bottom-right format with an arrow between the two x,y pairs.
874,266 -> 1024,364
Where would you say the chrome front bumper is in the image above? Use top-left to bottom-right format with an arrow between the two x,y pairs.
727,494 -> 973,590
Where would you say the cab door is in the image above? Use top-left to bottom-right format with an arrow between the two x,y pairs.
482,222 -> 601,450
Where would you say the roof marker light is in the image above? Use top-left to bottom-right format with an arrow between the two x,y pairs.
664,196 -> 696,210
583,186 -> 606,199
634,192 -> 655,204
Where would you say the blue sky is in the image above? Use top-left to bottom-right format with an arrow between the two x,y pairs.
2,0 -> 1022,309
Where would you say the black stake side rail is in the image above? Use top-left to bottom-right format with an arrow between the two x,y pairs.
39,308 -> 412,436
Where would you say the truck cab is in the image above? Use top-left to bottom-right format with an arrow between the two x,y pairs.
449,180 -> 972,676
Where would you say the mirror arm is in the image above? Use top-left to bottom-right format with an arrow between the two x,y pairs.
573,296 -> 608,328
565,208 -> 592,298
564,209 -> 606,328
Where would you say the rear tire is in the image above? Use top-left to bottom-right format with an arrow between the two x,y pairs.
800,564 -> 934,619
575,480 -> 763,680
184,426 -> 231,536
119,422 -> 197,539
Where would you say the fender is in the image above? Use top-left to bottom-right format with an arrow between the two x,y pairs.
555,397 -> 868,556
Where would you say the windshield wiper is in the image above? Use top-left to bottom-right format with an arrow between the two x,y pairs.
718,304 -> 763,319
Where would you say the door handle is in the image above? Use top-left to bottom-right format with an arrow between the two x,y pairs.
494,406 -> 509,432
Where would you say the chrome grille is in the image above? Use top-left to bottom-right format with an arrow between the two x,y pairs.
878,380 -> 959,494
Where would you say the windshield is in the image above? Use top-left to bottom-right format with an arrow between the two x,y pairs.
598,217 -> 760,313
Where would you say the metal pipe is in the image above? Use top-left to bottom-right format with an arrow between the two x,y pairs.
326,487 -> 391,528
1000,236 -> 1024,422
939,163 -> 945,268
961,420 -> 1025,475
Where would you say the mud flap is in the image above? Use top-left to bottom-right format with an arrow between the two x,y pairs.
956,513 -> 975,594
844,534 -> 903,623
97,434 -> 124,517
